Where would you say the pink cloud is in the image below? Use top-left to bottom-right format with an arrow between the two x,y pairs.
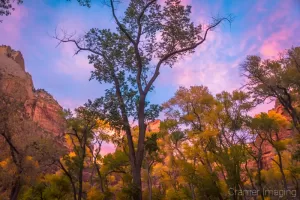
0,5 -> 28,47
58,98 -> 84,110
54,36 -> 93,81
157,27 -> 241,94
260,24 -> 299,58
268,0 -> 294,24
255,0 -> 268,12
257,0 -> 300,58
260,42 -> 280,58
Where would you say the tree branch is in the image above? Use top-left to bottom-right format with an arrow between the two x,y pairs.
53,29 -> 103,56
109,0 -> 136,45
144,16 -> 232,94
136,0 -> 157,44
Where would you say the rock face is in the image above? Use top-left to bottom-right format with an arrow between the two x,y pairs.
147,119 -> 161,132
0,45 -> 65,138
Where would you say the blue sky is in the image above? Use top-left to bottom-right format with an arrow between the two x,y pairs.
1,0 -> 300,114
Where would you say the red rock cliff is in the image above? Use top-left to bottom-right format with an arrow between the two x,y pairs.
0,45 -> 65,138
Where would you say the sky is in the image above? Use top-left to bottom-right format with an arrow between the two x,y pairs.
0,0 -> 300,115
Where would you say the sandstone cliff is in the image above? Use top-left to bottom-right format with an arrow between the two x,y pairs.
0,45 -> 65,138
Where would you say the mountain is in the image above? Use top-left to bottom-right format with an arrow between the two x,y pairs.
0,45 -> 65,138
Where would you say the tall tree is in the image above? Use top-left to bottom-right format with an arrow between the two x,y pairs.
87,122 -> 110,194
55,1 -> 232,199
241,46 -> 300,133
163,86 -> 224,199
163,87 -> 253,199
212,91 -> 252,200
246,122 -> 267,200
252,111 -> 292,200
59,100 -> 103,200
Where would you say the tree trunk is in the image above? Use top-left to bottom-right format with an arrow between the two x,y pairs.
71,182 -> 77,200
10,176 -> 21,200
147,167 -> 152,200
113,74 -> 142,199
78,165 -> 83,200
245,160 -> 256,191
204,153 -> 223,200
78,130 -> 87,200
276,150 -> 290,200
94,161 -> 105,193
188,184 -> 196,200
257,160 -> 264,200
132,167 -> 142,200
59,160 -> 77,200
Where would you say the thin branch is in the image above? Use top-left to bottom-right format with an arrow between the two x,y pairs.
53,29 -> 103,56
144,16 -> 232,94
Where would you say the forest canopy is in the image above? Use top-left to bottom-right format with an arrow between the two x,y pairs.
0,0 -> 300,200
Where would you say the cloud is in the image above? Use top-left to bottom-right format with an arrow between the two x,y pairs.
260,23 -> 299,58
58,98 -> 85,110
54,37 -> 94,81
0,5 -> 28,47
255,0 -> 268,12
51,4 -> 114,82
257,0 -> 300,58
158,27 -> 242,94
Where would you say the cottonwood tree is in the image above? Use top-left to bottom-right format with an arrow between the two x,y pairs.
87,125 -> 110,194
252,111 -> 292,199
59,100 -> 103,200
163,86 -> 224,199
241,46 -> 300,133
55,1 -> 232,199
244,128 -> 267,200
211,91 -> 252,200
163,87 -> 253,199
21,174 -> 73,200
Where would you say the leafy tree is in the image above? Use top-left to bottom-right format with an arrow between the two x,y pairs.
87,121 -> 110,194
59,100 -> 104,200
212,91 -> 252,199
244,125 -> 267,200
163,86 -> 224,199
163,87 -> 254,199
241,46 -> 300,133
252,111 -> 292,199
55,1 -> 232,199
20,174 -> 73,200
101,150 -> 130,199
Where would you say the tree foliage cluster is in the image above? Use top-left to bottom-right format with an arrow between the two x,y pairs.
1,47 -> 300,200
1,0 -> 300,200
0,0 -> 22,22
